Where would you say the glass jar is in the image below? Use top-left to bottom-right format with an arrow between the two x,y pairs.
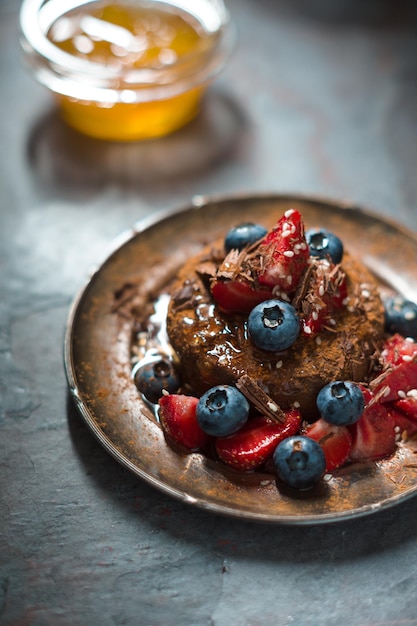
19,0 -> 235,141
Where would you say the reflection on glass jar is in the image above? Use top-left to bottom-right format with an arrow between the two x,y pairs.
20,0 -> 235,141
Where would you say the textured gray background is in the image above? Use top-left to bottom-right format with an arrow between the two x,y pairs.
1,0 -> 417,624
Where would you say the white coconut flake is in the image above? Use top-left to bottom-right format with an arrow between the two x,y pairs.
267,401 -> 279,412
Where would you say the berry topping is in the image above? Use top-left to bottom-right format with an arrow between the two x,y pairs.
306,228 -> 344,264
304,418 -> 352,472
348,400 -> 396,461
257,209 -> 309,291
300,260 -> 347,336
316,381 -> 365,426
248,299 -> 300,351
384,296 -> 417,339
196,385 -> 250,437
210,279 -> 272,314
210,210 -> 313,314
224,222 -> 268,253
159,394 -> 210,451
134,358 -> 180,404
370,359 -> 417,404
380,334 -> 417,367
273,435 -> 326,490
389,394 -> 417,439
215,409 -> 301,471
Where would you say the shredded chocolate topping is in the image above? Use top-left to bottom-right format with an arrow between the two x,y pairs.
292,263 -> 315,309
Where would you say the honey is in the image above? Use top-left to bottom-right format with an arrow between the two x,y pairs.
20,0 -> 233,140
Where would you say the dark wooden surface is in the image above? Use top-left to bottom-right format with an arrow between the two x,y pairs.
2,1 -> 417,624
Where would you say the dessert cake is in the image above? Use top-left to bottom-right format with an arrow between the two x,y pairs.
131,208 -> 417,489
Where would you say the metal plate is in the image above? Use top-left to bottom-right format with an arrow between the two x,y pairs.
64,193 -> 417,524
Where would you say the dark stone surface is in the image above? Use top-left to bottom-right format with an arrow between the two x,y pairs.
1,0 -> 417,624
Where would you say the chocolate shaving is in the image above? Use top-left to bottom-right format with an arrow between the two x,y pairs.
172,281 -> 195,306
236,374 -> 287,423
216,248 -> 248,280
195,261 -> 217,279
292,263 -> 314,309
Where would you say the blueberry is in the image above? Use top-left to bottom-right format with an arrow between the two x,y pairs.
196,385 -> 250,437
224,222 -> 268,253
306,228 -> 344,264
384,296 -> 417,339
273,436 -> 326,490
316,380 -> 364,426
248,299 -> 300,352
134,358 -> 180,404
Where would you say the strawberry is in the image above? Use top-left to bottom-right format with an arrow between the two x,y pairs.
215,409 -> 301,471
210,279 -> 272,314
304,418 -> 352,471
388,394 -> 417,440
388,404 -> 417,439
348,400 -> 397,461
159,394 -> 211,451
257,209 -> 309,291
210,209 -> 309,314
380,334 -> 417,367
392,394 -> 417,420
370,360 -> 417,403
300,261 -> 347,336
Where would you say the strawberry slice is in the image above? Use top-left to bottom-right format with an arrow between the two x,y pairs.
380,334 -> 417,367
392,394 -> 417,420
348,400 -> 396,461
159,394 -> 211,451
388,404 -> 417,439
210,279 -> 272,314
304,418 -> 352,471
257,209 -> 309,291
215,409 -> 301,471
370,360 -> 417,403
388,394 -> 417,439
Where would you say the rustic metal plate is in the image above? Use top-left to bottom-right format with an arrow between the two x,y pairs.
64,193 -> 417,524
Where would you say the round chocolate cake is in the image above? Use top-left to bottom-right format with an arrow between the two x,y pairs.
166,213 -> 385,419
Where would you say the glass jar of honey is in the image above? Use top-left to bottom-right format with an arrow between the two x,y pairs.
20,0 -> 235,141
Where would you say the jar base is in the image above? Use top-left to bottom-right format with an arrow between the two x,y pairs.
57,87 -> 204,141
